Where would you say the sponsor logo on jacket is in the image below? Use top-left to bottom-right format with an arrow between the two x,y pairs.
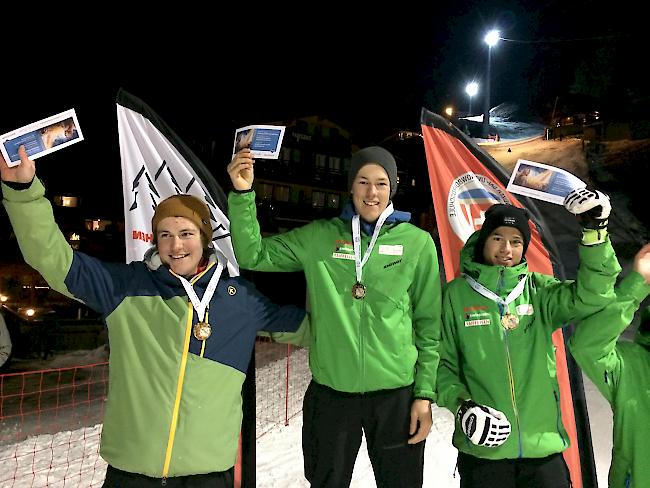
332,240 -> 355,260
464,307 -> 492,327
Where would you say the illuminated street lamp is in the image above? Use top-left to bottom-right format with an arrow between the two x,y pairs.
482,29 -> 500,137
465,82 -> 479,115
445,106 -> 454,117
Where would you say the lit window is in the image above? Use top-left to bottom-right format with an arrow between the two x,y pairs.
312,191 -> 325,208
84,219 -> 112,232
53,195 -> 79,207
62,196 -> 78,207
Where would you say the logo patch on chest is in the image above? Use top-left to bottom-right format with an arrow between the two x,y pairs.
332,239 -> 355,260
464,311 -> 492,327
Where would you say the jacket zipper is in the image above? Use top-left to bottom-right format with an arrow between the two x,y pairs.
359,234 -> 368,392
161,302 -> 195,479
498,268 -> 523,457
502,329 -> 523,457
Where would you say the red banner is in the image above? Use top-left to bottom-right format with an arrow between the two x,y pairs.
421,109 -> 584,488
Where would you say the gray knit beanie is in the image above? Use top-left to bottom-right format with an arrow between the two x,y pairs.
348,146 -> 398,198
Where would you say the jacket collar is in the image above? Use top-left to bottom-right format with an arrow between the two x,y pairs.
143,247 -> 224,286
461,231 -> 529,295
339,202 -> 411,235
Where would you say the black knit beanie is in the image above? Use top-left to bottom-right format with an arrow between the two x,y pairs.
348,146 -> 398,198
474,204 -> 531,262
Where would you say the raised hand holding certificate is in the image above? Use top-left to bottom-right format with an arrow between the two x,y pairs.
1,109 -> 84,167
506,159 -> 586,205
232,125 -> 285,159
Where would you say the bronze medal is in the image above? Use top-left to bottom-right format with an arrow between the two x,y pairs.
193,321 -> 212,340
501,313 -> 519,330
352,282 -> 366,300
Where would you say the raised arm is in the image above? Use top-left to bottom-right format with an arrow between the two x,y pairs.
2,146 -> 129,314
1,145 -> 75,296
536,188 -> 621,326
227,148 -> 255,192
226,149 -> 308,272
569,244 -> 650,402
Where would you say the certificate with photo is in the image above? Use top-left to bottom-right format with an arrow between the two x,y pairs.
232,125 -> 285,159
507,159 -> 586,205
1,109 -> 84,167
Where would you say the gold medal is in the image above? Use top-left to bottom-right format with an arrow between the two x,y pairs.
501,313 -> 519,330
193,321 -> 212,340
352,282 -> 366,300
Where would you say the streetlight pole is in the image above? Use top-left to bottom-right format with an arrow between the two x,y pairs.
482,30 -> 500,138
465,82 -> 478,115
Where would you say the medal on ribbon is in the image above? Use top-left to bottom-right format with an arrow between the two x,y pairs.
462,273 -> 528,333
352,282 -> 367,300
176,260 -> 224,343
351,203 -> 394,303
501,313 -> 519,330
193,321 -> 212,340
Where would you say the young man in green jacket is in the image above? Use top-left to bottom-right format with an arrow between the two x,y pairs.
227,146 -> 441,487
437,194 -> 620,488
569,243 -> 650,488
1,146 -> 309,488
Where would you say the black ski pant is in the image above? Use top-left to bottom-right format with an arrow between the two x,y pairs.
102,464 -> 234,488
302,380 -> 425,488
457,451 -> 571,488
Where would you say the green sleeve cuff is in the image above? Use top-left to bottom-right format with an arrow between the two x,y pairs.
2,177 -> 45,201
413,390 -> 436,403
581,228 -> 608,246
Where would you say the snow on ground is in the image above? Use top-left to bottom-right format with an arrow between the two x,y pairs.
256,364 -> 458,488
0,345 -> 612,487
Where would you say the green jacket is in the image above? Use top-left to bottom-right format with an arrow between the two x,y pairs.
569,271 -> 650,488
437,230 -> 619,460
228,191 -> 441,400
2,179 -> 308,478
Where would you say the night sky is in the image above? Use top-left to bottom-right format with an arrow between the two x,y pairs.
1,2 -> 644,217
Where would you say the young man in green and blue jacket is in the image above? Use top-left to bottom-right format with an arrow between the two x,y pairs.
1,146 -> 308,488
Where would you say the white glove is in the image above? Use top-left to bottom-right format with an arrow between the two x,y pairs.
457,400 -> 511,447
563,188 -> 611,228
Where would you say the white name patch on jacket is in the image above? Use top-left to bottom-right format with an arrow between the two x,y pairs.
516,304 -> 534,315
332,252 -> 355,260
465,318 -> 491,327
378,244 -> 403,256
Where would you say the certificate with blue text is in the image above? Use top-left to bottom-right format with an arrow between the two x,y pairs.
1,109 -> 84,167
232,125 -> 285,159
